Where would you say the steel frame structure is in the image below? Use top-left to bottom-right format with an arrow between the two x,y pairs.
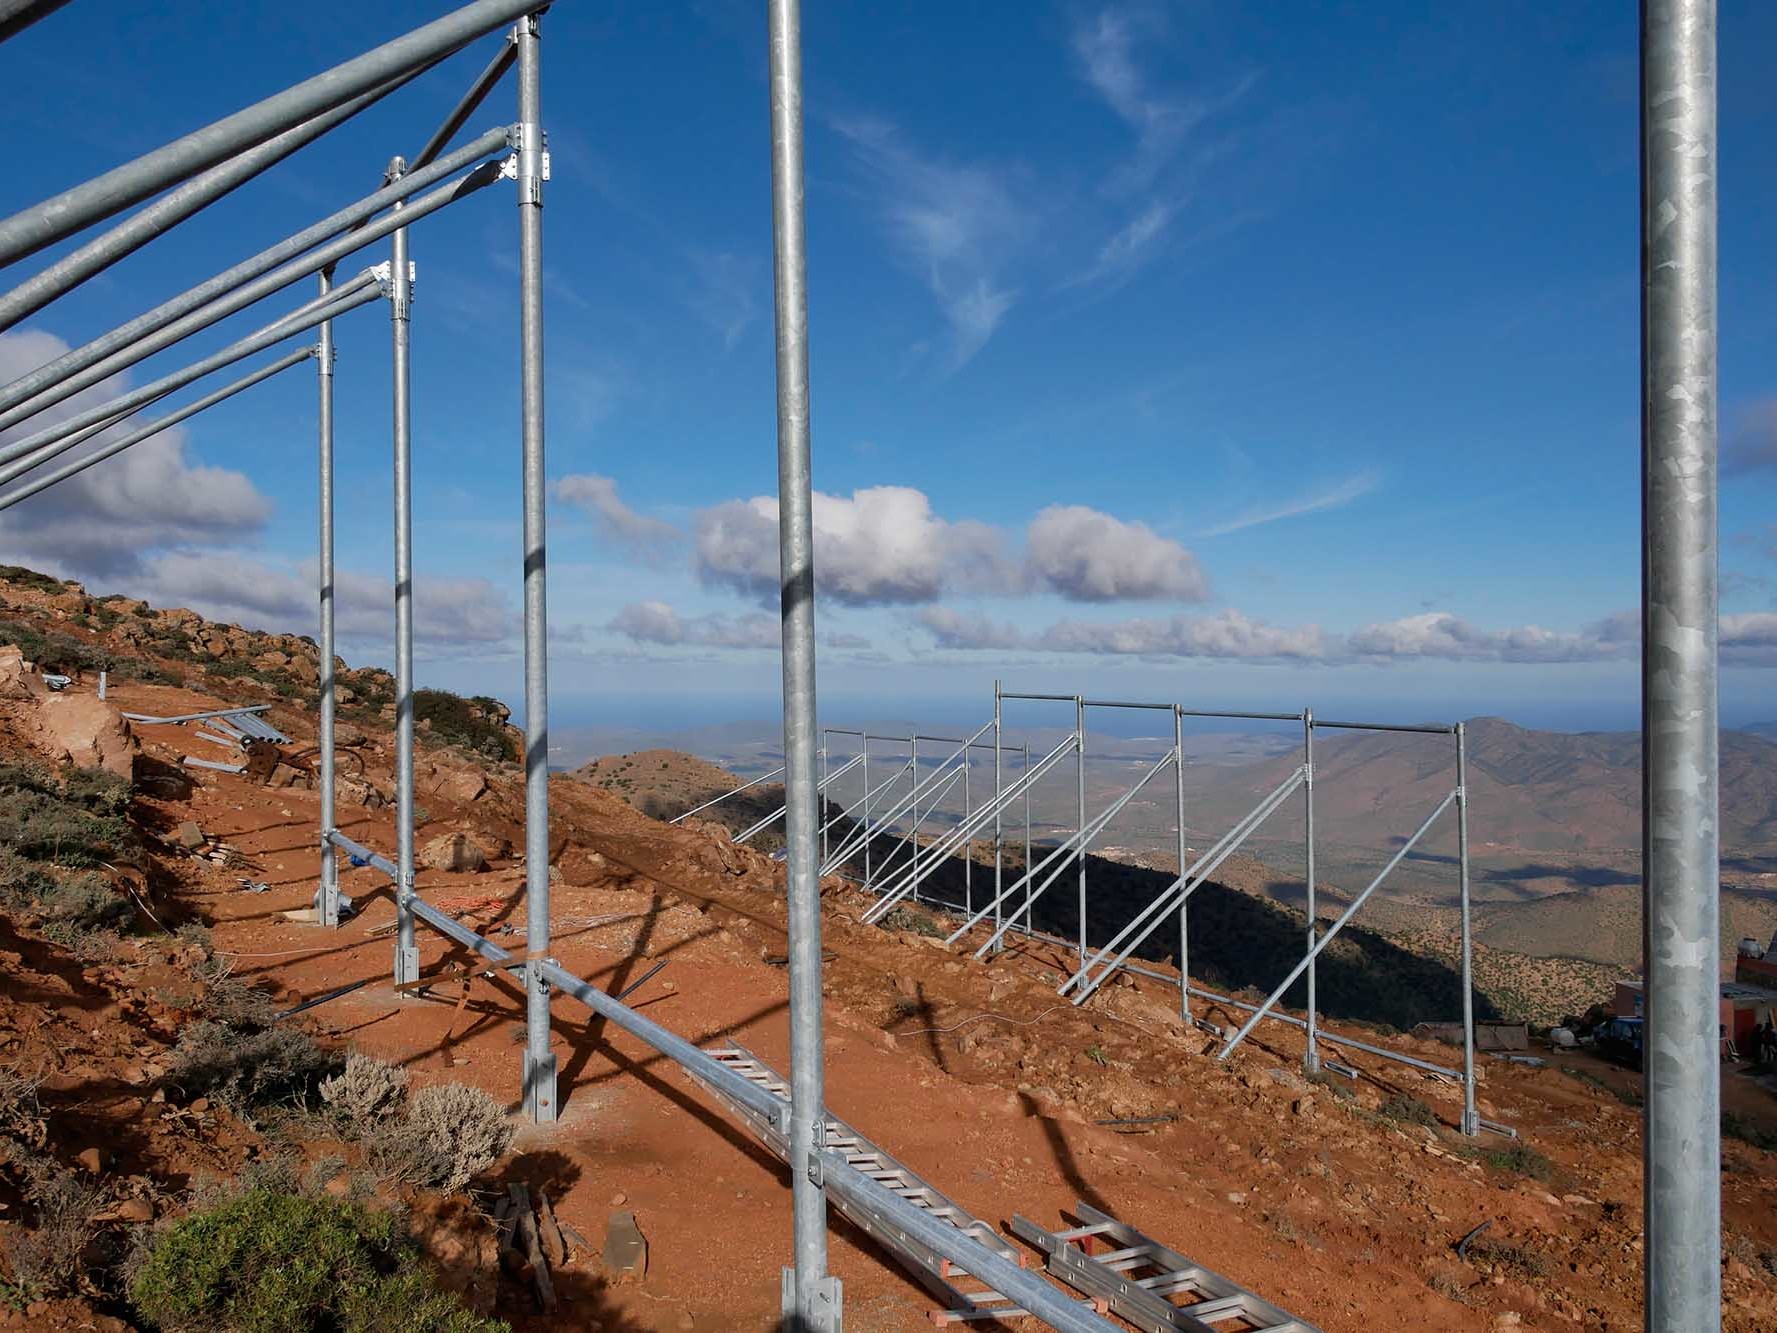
682,682 -> 1499,1138
0,2 -> 1724,1328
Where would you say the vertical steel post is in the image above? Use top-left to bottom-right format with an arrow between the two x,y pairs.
820,734 -> 829,866
1022,741 -> 1032,932
767,0 -> 838,1322
388,162 -> 419,989
1075,696 -> 1087,967
1642,2 -> 1719,1322
963,749 -> 973,917
861,736 -> 872,888
1456,723 -> 1477,1134
908,735 -> 921,904
993,681 -> 1003,949
1303,711 -> 1318,1072
515,13 -> 556,1126
316,269 -> 340,928
1174,706 -> 1189,1024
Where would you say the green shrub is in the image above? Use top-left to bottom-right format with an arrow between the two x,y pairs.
1481,1140 -> 1554,1181
412,690 -> 517,763
0,762 -> 130,868
0,565 -> 67,593
128,1187 -> 506,1333
169,1021 -> 337,1115
319,1054 -> 408,1130
880,905 -> 941,937
1377,1094 -> 1438,1128
1723,1111 -> 1777,1153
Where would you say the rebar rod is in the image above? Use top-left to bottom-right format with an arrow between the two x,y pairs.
0,0 -> 539,267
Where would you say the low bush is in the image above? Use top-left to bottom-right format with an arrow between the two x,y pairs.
1723,1111 -> 1777,1153
1480,1140 -> 1555,1181
128,1187 -> 506,1332
880,905 -> 942,937
169,1021 -> 337,1116
1377,1094 -> 1438,1128
368,1084 -> 512,1193
413,690 -> 517,763
0,761 -> 130,868
320,1054 -> 408,1130
5,1156 -> 105,1301
0,565 -> 67,593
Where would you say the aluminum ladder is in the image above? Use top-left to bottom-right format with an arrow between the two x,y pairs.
1008,1202 -> 1320,1333
702,1045 -> 1107,1325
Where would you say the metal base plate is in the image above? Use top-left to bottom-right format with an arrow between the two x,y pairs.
780,1268 -> 843,1331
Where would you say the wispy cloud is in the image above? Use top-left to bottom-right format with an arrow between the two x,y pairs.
833,116 -> 1028,368
686,249 -> 761,351
552,474 -> 681,556
1198,470 -> 1380,538
1066,5 -> 1258,290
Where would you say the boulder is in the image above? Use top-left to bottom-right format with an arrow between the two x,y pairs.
420,832 -> 487,874
0,645 -> 46,701
419,755 -> 488,804
23,693 -> 137,779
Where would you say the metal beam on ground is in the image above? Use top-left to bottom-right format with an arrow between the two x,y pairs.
1641,1 -> 1720,1327
0,0 -> 540,267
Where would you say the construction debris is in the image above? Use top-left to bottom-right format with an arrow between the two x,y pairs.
603,1210 -> 648,1282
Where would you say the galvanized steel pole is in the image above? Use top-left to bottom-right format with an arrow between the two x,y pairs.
908,735 -> 921,904
1174,706 -> 1189,1024
1075,696 -> 1087,967
993,680 -> 1003,950
1642,2 -> 1720,1327
767,0 -> 837,1322
317,271 -> 340,928
1022,741 -> 1032,931
1304,711 -> 1318,1072
0,0 -> 69,44
1456,723 -> 1477,1134
0,0 -> 539,267
389,165 -> 419,990
515,13 -> 557,1126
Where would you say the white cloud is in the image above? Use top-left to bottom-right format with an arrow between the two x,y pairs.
1072,7 -> 1205,197
915,606 -> 1028,652
1042,609 -> 1328,659
695,485 -> 1013,607
1025,504 -> 1208,602
130,551 -> 516,646
1347,611 -> 1634,664
1198,470 -> 1380,537
608,599 -> 777,650
834,117 -> 1027,368
552,474 -> 680,551
0,330 -> 272,579
1723,612 -> 1777,665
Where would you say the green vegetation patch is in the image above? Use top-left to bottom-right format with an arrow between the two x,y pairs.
129,1187 -> 506,1333
413,690 -> 517,763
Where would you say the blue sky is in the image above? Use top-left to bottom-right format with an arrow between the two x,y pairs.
1,1 -> 1774,737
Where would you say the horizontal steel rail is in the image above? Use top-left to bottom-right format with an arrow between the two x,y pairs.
969,752 -> 1178,959
861,732 -> 1079,923
670,764 -> 785,825
1216,789 -> 1459,1059
946,750 -> 1178,954
0,281 -> 380,484
1312,719 -> 1457,735
817,756 -> 916,873
0,64 -> 441,333
324,829 -> 399,881
0,0 -> 540,267
0,347 -> 317,511
1185,984 -> 1462,1081
1061,768 -> 1307,1003
732,753 -> 865,845
0,138 -> 508,430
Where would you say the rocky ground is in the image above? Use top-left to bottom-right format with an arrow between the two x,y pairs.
1,567 -> 1776,1331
